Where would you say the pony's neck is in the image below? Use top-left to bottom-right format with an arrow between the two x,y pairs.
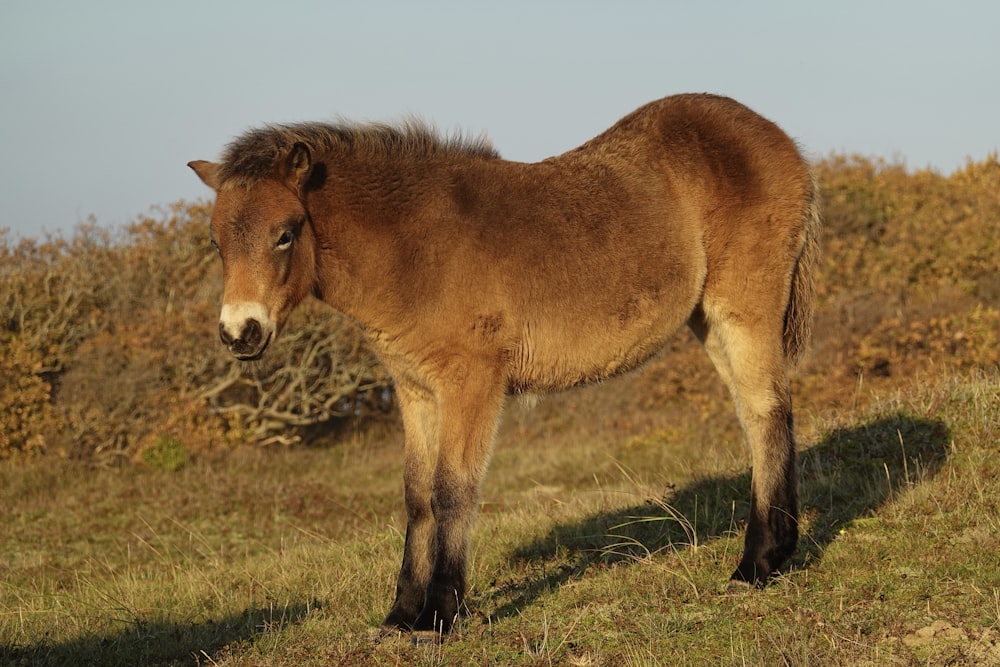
305,161 -> 427,332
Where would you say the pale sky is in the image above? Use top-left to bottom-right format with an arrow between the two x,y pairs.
2,0 -> 997,238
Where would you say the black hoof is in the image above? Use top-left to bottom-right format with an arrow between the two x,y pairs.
373,625 -> 408,644
730,558 -> 772,588
412,607 -> 456,636
380,608 -> 417,634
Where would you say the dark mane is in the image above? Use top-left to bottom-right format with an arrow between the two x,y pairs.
217,119 -> 499,185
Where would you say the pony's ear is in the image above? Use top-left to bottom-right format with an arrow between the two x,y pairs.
284,142 -> 312,194
188,160 -> 222,191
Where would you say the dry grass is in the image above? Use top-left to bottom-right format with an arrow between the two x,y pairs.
2,369 -> 998,665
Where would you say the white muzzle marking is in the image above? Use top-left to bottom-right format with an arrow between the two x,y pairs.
219,301 -> 275,358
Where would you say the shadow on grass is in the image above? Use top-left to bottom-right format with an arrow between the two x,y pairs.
488,413 -> 950,620
0,601 -> 316,667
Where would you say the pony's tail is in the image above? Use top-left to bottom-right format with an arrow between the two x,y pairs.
783,167 -> 822,366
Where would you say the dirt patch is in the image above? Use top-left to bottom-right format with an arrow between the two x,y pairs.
895,622 -> 1000,665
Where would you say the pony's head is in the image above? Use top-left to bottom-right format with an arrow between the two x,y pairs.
188,143 -> 317,361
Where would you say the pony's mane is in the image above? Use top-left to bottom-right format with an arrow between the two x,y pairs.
217,119 -> 499,185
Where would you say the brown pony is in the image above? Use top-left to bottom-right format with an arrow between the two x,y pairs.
189,93 -> 821,638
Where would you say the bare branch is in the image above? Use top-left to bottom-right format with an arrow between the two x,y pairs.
196,308 -> 393,444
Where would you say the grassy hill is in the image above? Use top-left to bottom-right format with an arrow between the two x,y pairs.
1,155 -> 998,664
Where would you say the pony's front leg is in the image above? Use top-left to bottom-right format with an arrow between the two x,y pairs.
381,383 -> 439,633
411,373 -> 506,638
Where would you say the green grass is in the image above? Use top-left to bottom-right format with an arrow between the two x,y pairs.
2,369 -> 999,666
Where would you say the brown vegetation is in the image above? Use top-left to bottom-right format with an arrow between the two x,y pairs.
0,204 -> 391,462
1,154 -> 998,666
1,155 -> 997,463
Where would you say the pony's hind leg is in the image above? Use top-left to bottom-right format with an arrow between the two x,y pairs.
689,307 -> 798,585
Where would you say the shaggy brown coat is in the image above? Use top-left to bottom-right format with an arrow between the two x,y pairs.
190,93 -> 821,638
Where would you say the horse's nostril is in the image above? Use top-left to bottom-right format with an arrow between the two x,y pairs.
219,321 -> 234,347
243,319 -> 263,348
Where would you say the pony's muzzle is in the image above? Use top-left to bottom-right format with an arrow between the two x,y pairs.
218,319 -> 265,359
218,302 -> 273,360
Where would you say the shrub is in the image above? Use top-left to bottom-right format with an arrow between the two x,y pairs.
1,203 -> 392,461
199,305 -> 392,446
1,154 -> 997,461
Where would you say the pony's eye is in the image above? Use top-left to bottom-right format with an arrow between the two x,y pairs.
276,230 -> 294,250
210,238 -> 220,254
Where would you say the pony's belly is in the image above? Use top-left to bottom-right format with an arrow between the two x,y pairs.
508,308 -> 686,393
